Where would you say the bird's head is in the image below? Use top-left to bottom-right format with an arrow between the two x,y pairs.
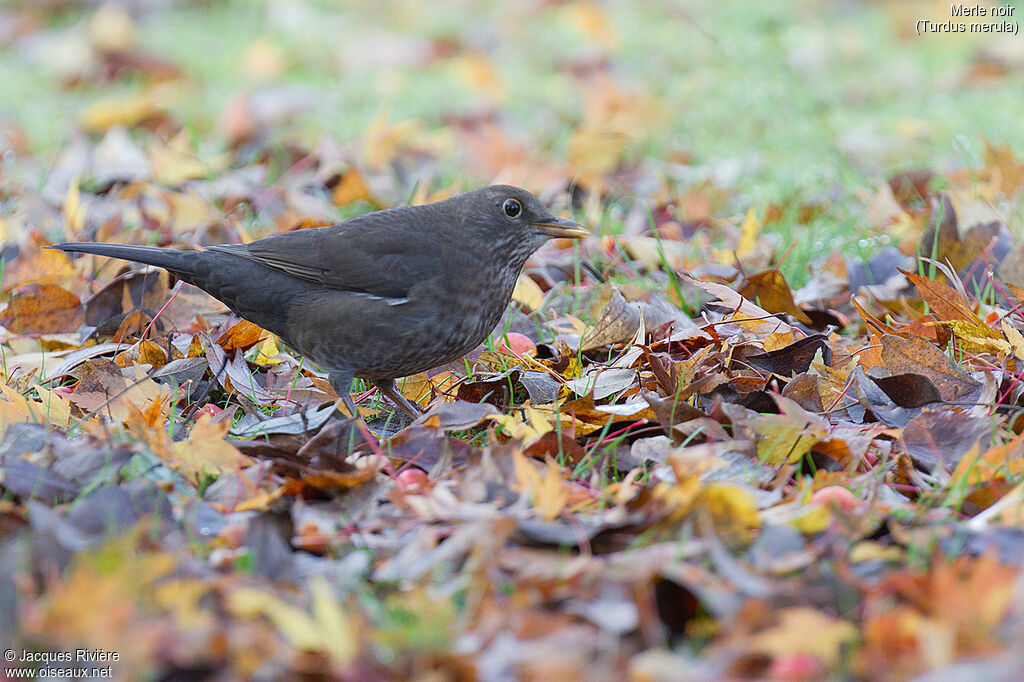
455,185 -> 589,256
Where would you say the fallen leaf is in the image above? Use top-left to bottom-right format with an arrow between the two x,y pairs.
749,607 -> 858,668
0,283 -> 83,334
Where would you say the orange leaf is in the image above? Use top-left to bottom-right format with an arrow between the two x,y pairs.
952,429 -> 1024,488
331,169 -> 375,207
216,319 -> 269,351
0,283 -> 83,334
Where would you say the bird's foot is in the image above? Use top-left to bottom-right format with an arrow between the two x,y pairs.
374,380 -> 425,420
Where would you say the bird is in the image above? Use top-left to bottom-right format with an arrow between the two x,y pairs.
52,185 -> 589,418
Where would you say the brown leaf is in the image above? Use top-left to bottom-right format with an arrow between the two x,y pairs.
112,309 -> 155,342
902,270 -> 976,322
83,267 -> 169,326
736,334 -> 831,378
387,425 -> 479,470
780,372 -> 824,413
868,370 -> 942,408
902,409 -> 993,472
685,275 -> 796,337
114,339 -> 168,369
457,370 -> 521,411
293,466 -> 380,494
739,269 -> 812,324
0,283 -> 83,334
581,283 -> 642,351
880,335 -> 980,402
918,193 -> 1012,281
888,169 -> 935,207
983,138 -> 1024,199
416,400 -> 500,431
67,359 -> 128,411
2,234 -> 78,291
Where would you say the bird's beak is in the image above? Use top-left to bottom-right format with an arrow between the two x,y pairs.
530,215 -> 590,239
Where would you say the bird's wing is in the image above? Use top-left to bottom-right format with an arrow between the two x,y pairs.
208,212 -> 443,299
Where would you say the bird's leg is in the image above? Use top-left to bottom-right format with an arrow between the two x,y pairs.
327,369 -> 360,417
374,379 -> 424,419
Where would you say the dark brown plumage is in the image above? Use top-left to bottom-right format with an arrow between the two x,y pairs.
52,185 -> 588,417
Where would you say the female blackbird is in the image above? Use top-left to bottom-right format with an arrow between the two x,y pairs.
53,185 -> 589,417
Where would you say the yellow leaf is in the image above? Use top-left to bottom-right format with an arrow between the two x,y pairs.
850,541 -> 905,563
31,386 -> 74,427
967,481 -> 1024,527
362,111 -> 422,170
790,504 -> 832,534
512,274 -> 546,310
79,90 -> 162,133
1002,321 -> 1024,361
114,339 -> 168,369
240,38 -> 287,81
395,371 -> 458,405
701,484 -> 761,532
753,413 -> 826,466
309,576 -> 357,667
493,403 -> 554,442
736,205 -> 760,259
163,189 -> 219,232
513,453 -> 569,521
739,268 -> 812,325
762,330 -> 800,353
228,588 -> 323,650
563,350 -> 583,380
749,607 -> 858,668
228,577 -> 356,667
64,174 -> 85,237
451,53 -> 503,99
229,485 -> 288,513
149,129 -> 227,186
251,335 -> 284,367
170,414 -> 252,483
563,2 -> 617,47
930,319 -> 1010,355
153,578 -> 215,632
0,382 -> 36,428
568,126 -> 629,177
654,453 -> 709,521
21,532 -> 177,667
88,3 -> 137,52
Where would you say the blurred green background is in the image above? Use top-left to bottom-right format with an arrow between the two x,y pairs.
2,0 -> 1023,281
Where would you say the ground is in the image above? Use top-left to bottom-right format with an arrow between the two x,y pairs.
2,0 -> 1024,679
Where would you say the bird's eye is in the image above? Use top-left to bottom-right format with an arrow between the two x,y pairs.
502,198 -> 522,219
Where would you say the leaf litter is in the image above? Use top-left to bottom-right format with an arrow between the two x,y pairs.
3,1 -> 1024,680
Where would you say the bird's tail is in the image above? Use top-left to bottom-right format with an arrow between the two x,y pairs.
50,242 -> 198,276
